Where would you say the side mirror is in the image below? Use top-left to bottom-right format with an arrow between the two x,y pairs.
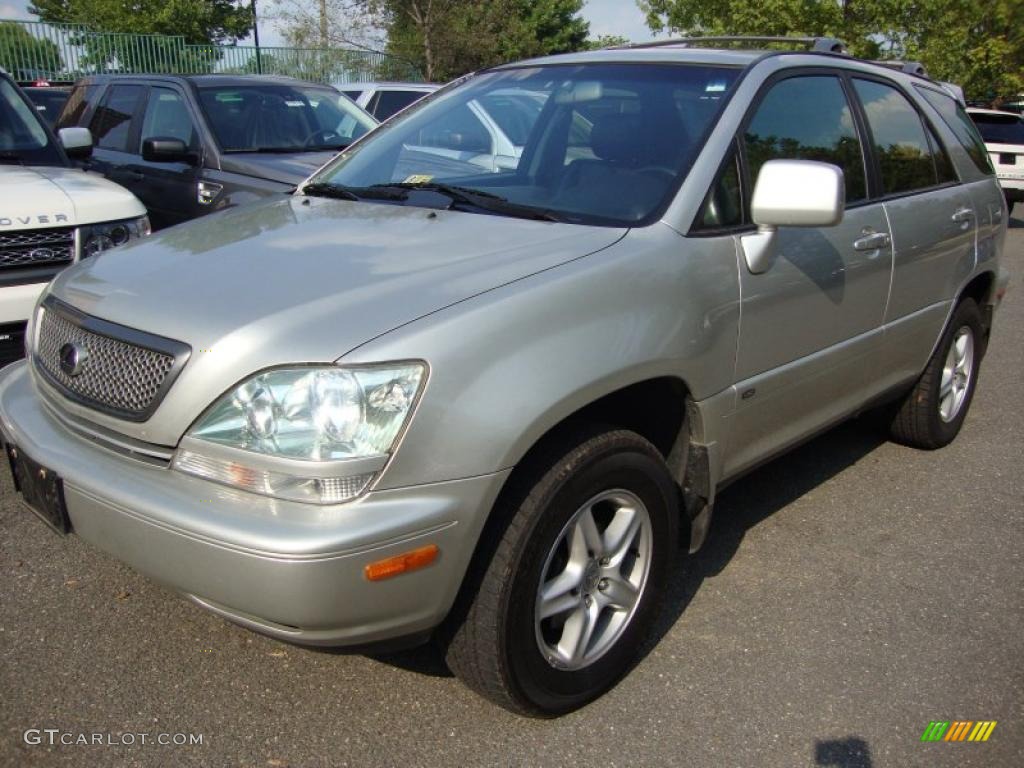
142,137 -> 192,164
742,160 -> 845,274
58,127 -> 93,159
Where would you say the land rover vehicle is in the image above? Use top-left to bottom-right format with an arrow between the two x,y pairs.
0,68 -> 147,366
56,74 -> 378,229
968,107 -> 1024,211
0,39 -> 1009,716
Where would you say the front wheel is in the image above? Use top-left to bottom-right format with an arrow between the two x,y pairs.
443,428 -> 679,716
889,298 -> 984,449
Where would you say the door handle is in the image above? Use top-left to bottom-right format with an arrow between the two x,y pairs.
852,231 -> 891,251
952,207 -> 974,228
126,171 -> 145,182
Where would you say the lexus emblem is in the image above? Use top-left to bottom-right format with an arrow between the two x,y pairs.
59,342 -> 88,377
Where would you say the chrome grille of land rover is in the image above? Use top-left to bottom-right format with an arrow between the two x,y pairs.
0,228 -> 75,268
33,298 -> 189,421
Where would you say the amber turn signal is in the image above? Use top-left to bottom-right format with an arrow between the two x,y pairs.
364,544 -> 439,581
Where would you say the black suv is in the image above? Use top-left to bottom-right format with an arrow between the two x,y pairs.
57,74 -> 378,229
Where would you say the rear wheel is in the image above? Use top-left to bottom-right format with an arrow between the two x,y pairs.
443,428 -> 679,716
889,298 -> 984,449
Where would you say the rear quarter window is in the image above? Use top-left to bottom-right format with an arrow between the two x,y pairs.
915,85 -> 993,175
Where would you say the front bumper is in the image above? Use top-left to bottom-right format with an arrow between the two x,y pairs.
0,362 -> 508,646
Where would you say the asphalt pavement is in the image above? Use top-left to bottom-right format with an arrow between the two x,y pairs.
1,218 -> 1022,768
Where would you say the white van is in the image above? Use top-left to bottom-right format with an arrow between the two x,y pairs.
1,68 -> 148,364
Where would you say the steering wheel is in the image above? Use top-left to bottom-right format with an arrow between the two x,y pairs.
636,165 -> 676,184
304,128 -> 342,148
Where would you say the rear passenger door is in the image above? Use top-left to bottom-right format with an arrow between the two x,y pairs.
850,77 -> 977,390
722,72 -> 893,477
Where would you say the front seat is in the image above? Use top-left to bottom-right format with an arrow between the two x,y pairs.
558,113 -> 672,220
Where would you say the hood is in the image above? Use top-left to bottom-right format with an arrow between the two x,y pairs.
47,196 -> 626,444
219,150 -> 338,186
0,166 -> 144,228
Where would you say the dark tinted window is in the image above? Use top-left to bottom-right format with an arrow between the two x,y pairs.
970,112 -> 1024,145
745,76 -> 866,202
372,90 -> 423,120
141,87 -> 196,147
56,84 -> 100,130
23,88 -> 69,127
90,84 -> 144,152
854,79 -> 937,195
916,85 -> 993,174
695,149 -> 742,230
341,90 -> 363,101
928,124 -> 957,184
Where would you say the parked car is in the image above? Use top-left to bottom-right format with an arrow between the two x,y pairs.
339,81 -> 438,120
0,68 -> 147,366
56,74 -> 378,229
0,41 -> 1009,717
967,107 -> 1024,211
22,84 -> 70,128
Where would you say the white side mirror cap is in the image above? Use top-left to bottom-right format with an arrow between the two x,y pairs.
751,159 -> 845,228
58,127 -> 93,153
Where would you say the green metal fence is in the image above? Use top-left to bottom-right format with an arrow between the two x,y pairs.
0,19 -> 421,84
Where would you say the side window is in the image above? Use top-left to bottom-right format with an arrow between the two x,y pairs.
56,84 -> 99,130
694,149 -> 742,231
140,87 -> 196,148
915,85 -> 993,175
853,78 -> 938,195
744,75 -> 866,203
373,90 -> 422,120
89,84 -> 145,153
927,124 -> 958,184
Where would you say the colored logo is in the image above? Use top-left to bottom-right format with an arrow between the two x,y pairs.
921,721 -> 997,742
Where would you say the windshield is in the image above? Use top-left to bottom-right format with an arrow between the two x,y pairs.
0,76 -> 65,166
971,113 -> 1024,146
309,63 -> 741,226
198,83 -> 377,153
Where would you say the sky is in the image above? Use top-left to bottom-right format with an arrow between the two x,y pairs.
1,0 -> 671,47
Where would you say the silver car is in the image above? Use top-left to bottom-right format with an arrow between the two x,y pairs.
0,40 -> 1010,717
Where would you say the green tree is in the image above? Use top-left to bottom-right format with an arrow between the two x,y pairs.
28,0 -> 253,45
637,0 -> 1024,103
0,21 -> 64,79
376,0 -> 590,81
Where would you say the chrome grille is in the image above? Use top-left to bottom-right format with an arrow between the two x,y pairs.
0,227 -> 75,268
33,298 -> 190,421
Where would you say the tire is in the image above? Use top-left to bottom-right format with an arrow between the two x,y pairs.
443,427 -> 680,716
889,298 -> 984,449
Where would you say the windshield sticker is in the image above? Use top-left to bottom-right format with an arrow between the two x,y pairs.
403,174 -> 434,184
705,82 -> 727,93
285,100 -> 305,107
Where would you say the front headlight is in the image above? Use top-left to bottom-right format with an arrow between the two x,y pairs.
173,363 -> 426,504
79,215 -> 151,258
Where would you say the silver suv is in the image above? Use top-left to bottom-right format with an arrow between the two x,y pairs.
0,40 -> 1009,716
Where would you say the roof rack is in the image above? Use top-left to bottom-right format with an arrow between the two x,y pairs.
613,36 -> 847,54
866,60 -> 929,78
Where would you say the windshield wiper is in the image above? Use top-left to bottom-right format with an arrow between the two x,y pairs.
371,182 -> 563,222
302,182 -> 409,202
